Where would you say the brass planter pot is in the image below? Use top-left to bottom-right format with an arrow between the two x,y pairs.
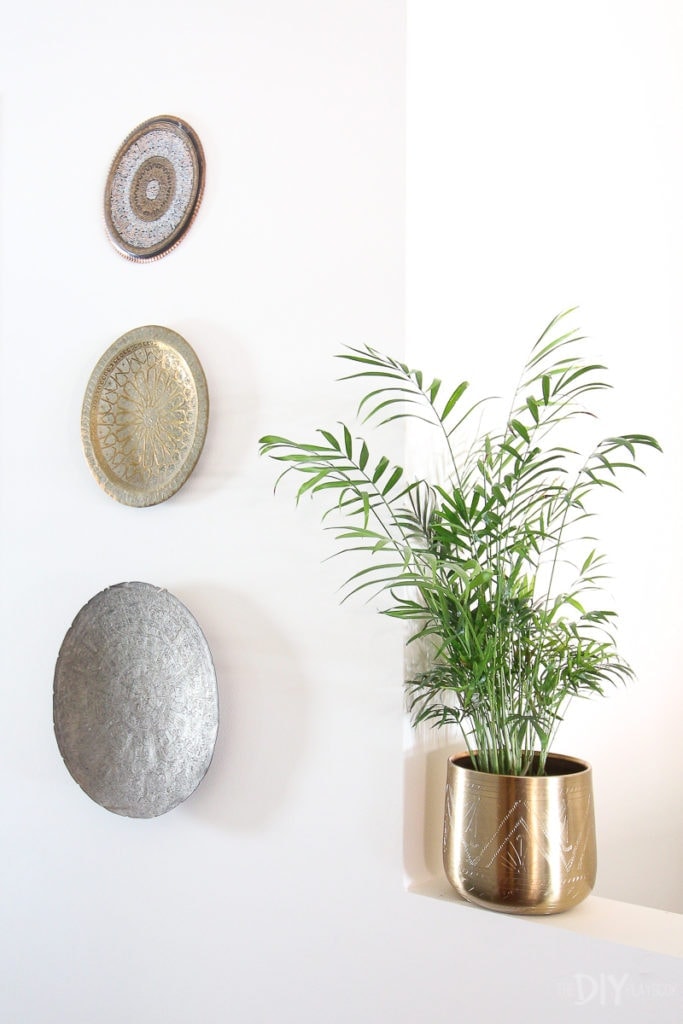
443,752 -> 596,915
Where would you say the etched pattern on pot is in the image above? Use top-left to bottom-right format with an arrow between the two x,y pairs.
443,753 -> 597,914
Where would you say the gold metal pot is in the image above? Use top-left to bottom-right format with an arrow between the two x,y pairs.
443,752 -> 596,914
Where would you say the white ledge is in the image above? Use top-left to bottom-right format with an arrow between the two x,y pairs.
408,877 -> 683,958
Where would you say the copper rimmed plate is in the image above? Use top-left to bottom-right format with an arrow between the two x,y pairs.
104,114 -> 205,261
54,582 -> 219,818
81,325 -> 209,507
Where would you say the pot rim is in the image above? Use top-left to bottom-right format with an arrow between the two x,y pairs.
448,750 -> 592,778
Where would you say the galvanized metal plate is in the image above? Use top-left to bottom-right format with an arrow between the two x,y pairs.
104,114 -> 205,261
81,325 -> 209,507
53,582 -> 219,818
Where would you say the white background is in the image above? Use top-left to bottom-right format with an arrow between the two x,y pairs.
1,2 -> 682,1022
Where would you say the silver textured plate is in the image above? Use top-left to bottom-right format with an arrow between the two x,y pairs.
53,582 -> 219,818
104,114 -> 205,261
81,325 -> 209,507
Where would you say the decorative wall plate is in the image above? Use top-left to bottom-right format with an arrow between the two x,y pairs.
53,582 -> 219,818
81,325 -> 209,507
104,114 -> 205,261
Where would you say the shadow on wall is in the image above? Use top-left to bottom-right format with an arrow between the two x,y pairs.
164,318 -> 261,501
178,583 -> 310,831
404,731 -> 467,886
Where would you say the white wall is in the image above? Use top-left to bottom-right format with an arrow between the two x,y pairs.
1,3 -> 681,1023
406,0 -> 683,916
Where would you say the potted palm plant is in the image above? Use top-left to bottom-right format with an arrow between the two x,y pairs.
259,311 -> 660,914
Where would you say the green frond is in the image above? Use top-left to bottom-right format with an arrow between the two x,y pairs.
259,312 -> 661,775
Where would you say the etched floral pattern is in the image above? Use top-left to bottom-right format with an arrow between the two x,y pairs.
109,127 -> 195,250
53,582 -> 218,818
94,342 -> 198,490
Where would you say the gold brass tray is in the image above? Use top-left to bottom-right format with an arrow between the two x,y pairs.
104,114 -> 205,261
81,325 -> 209,507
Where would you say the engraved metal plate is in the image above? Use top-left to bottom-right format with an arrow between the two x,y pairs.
81,325 -> 209,507
53,582 -> 219,818
104,114 -> 205,261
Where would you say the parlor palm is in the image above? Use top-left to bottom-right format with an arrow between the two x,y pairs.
259,312 -> 660,775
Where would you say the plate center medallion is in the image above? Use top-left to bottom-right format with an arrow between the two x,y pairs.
131,156 -> 176,221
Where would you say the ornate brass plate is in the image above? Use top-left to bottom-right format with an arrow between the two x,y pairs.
81,325 -> 209,507
53,582 -> 219,818
104,114 -> 205,261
